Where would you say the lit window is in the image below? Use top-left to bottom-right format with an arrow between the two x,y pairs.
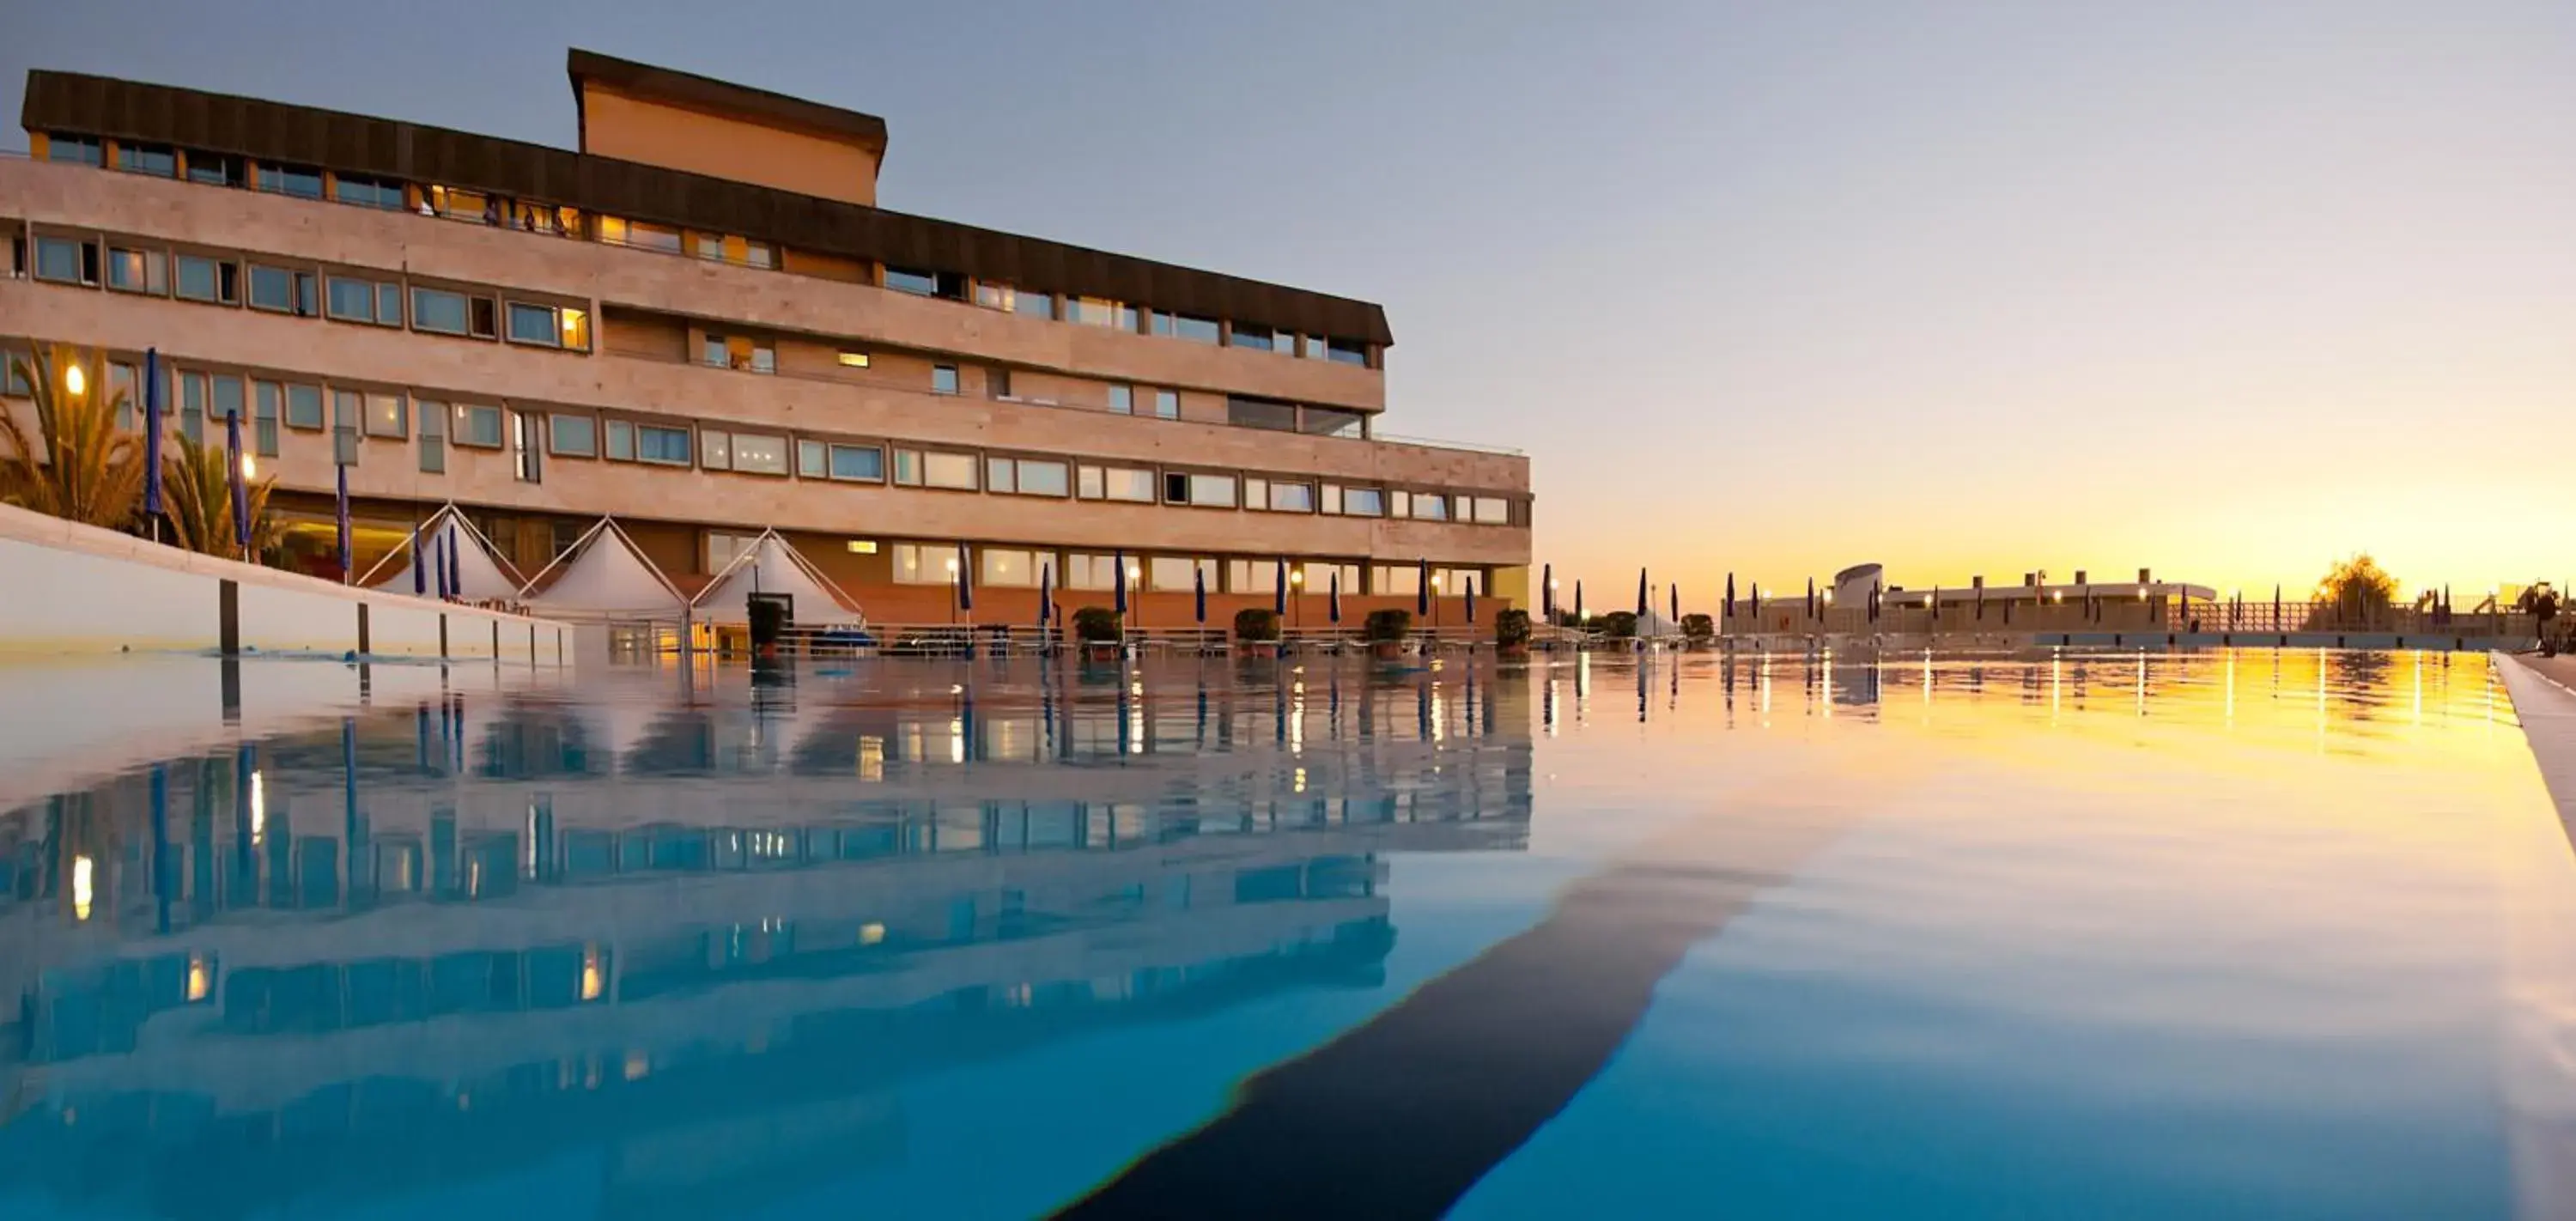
361,392 -> 406,439
1071,297 -> 1135,330
1149,556 -> 1216,592
837,350 -> 871,368
894,543 -> 964,584
731,433 -> 788,475
599,216 -> 682,253
980,548 -> 1038,587
701,428 -> 732,471
426,185 -> 492,222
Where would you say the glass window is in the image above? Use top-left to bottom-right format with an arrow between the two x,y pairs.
1327,338 -> 1369,367
692,233 -> 726,261
1227,397 -> 1297,431
893,448 -> 920,485
1,351 -> 27,398
334,175 -> 404,210
180,372 -> 205,442
106,246 -> 166,295
1302,562 -> 1363,594
732,433 -> 788,475
1077,466 -> 1152,502
701,428 -> 732,471
210,375 -> 245,428
252,380 -> 281,456
1268,482 -> 1315,512
1066,553 -> 1119,590
417,398 -> 445,473
175,255 -> 237,304
894,543 -> 963,584
550,413 -> 597,457
981,549 -> 1038,587
1473,496 -> 1511,525
600,217 -> 682,253
932,365 -> 960,395
1302,406 -> 1365,438
247,264 -> 295,312
1412,493 -> 1449,521
327,276 -> 391,324
798,439 -> 827,477
636,424 -> 690,465
364,392 -> 405,439
1077,465 -> 1103,498
1390,490 -> 1412,519
1230,559 -> 1281,594
1243,477 -> 1266,508
1108,385 -> 1133,415
285,384 -> 324,429
1149,556 -> 1216,592
923,452 -> 977,490
1230,325 -> 1275,352
46,134 -> 104,166
1172,314 -> 1220,344
1376,565 -> 1422,597
975,282 -> 1011,311
507,302 -> 558,346
837,349 -> 871,369
1153,389 -> 1179,420
108,362 -> 136,429
256,163 -> 325,199
118,143 -> 178,177
426,185 -> 490,222
1071,297 -> 1134,330
1015,459 -> 1069,497
457,404 -> 504,448
1341,487 -> 1385,517
987,456 -> 1015,491
412,287 -> 475,336
1013,289 -> 1054,320
744,240 -> 775,269
34,236 -> 94,285
512,410 -> 543,483
1187,473 -> 1236,508
605,418 -> 635,461
829,444 -> 884,481
988,368 -> 1012,399
885,266 -> 938,296
185,153 -> 245,187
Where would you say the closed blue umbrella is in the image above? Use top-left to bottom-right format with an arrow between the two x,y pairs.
1417,558 -> 1431,617
1329,568 -> 1342,623
1574,580 -> 1584,624
1669,581 -> 1678,629
1194,563 -> 1206,625
142,349 -> 163,520
1541,563 -> 1554,619
957,544 -> 974,612
433,532 -> 448,599
333,464 -> 351,582
1725,572 -> 1736,620
1039,562 -> 1053,624
1806,578 -> 1816,620
1114,549 -> 1128,615
410,523 -> 425,596
224,398 -> 249,554
445,522 -> 461,598
1465,574 -> 1477,623
1273,557 -> 1287,617
1637,568 -> 1649,617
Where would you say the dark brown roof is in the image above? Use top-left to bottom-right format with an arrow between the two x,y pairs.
567,48 -> 888,154
20,68 -> 1394,346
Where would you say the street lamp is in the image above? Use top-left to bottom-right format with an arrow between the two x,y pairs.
1290,568 -> 1304,629
945,556 -> 959,625
63,363 -> 85,398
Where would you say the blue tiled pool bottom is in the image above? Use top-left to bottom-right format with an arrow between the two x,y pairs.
0,650 -> 2564,1219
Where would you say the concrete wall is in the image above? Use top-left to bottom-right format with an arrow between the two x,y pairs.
0,503 -> 574,661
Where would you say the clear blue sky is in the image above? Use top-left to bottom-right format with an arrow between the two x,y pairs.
9,0 -> 2573,599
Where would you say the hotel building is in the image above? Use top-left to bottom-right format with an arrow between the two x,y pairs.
1,51 -> 1532,628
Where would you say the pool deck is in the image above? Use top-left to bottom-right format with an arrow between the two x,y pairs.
2500,653 -> 2576,840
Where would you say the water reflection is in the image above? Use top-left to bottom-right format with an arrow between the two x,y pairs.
0,659 -> 1533,1221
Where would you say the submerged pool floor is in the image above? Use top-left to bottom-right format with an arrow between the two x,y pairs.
1,649 -> 2567,1219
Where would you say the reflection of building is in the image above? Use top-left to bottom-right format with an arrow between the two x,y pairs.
0,664 -> 1533,1219
3,50 -> 1530,627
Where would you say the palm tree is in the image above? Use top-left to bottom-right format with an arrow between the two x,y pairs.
162,432 -> 280,561
0,345 -> 144,529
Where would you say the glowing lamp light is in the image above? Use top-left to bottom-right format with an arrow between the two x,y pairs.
945,556 -> 958,574
63,364 -> 85,398
240,454 -> 257,478
1127,564 -> 1141,580
1290,570 -> 1304,586
72,854 -> 94,921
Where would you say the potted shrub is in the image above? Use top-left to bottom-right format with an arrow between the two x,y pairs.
1600,611 -> 1639,641
1233,607 -> 1281,656
1364,608 -> 1413,660
1072,605 -> 1123,662
1495,608 -> 1533,658
1680,613 -> 1716,648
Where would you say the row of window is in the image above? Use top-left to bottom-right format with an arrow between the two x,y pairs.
43,132 -> 1377,366
880,542 -> 1483,596
25,230 -> 591,349
3,345 -> 1523,525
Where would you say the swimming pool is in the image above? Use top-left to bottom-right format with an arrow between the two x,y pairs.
0,649 -> 2566,1218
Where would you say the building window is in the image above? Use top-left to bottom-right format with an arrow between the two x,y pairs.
514,201 -> 584,235
246,264 -> 319,316
1108,385 -> 1133,415
115,143 -> 178,177
1230,325 -> 1277,353
327,275 -> 404,326
1063,553 -> 1119,590
701,428 -> 732,471
1,351 -> 27,398
333,174 -> 405,210
731,432 -> 788,475
337,390 -> 404,439
1228,559 -> 1281,595
702,333 -> 775,374
106,362 -> 135,428
980,548 -> 1038,587
1070,297 -> 1137,330
987,457 -> 1068,496
1161,473 -> 1234,508
1075,465 -> 1155,502
988,368 -> 1012,399
425,185 -> 492,222
837,350 -> 871,368
690,233 -> 726,262
1014,288 -> 1054,320
412,287 -> 496,337
256,163 -> 325,199
1411,494 -> 1449,521
829,444 -> 884,482
283,384 -> 324,430
1376,565 -> 1422,597
1340,487 -> 1385,517
507,302 -> 590,349
1327,338 -> 1369,367
1389,489 -> 1412,519
33,235 -> 98,286
931,365 -> 960,395
744,240 -> 775,269
106,246 -> 167,295
550,413 -> 597,457
418,398 -> 446,473
893,543 -> 964,584
923,452 -> 977,489
178,371 -> 205,442
455,404 -> 504,448
1227,396 -> 1297,432
1166,313 -> 1221,343
1267,482 -> 1316,513
598,216 -> 683,253
605,418 -> 635,461
252,380 -> 281,456
885,266 -> 967,300
1151,389 -> 1180,420
1302,405 -> 1365,438
636,424 -> 690,465
797,439 -> 826,477
1472,496 -> 1511,525
174,254 -> 239,305
1302,562 -> 1363,595
509,410 -> 543,483
210,375 -> 245,426
8,235 -> 21,279
1149,556 -> 1216,592
46,134 -> 103,166
184,152 -> 244,186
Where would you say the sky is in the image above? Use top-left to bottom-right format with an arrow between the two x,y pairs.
6,0 -> 2572,602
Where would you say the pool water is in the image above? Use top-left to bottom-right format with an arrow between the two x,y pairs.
1,649 -> 2567,1219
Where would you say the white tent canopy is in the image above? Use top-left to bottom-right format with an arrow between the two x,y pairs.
519,518 -> 688,619
361,505 -> 526,601
690,530 -> 861,624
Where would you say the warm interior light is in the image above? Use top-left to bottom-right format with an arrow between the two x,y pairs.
248,770 -> 265,844
1290,570 -> 1304,586
63,364 -> 85,397
846,539 -> 877,554
860,922 -> 886,945
580,946 -> 605,1001
1127,565 -> 1141,580
945,556 -> 958,574
240,454 -> 257,478
837,351 -> 871,368
72,854 -> 94,920
185,955 -> 210,1002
